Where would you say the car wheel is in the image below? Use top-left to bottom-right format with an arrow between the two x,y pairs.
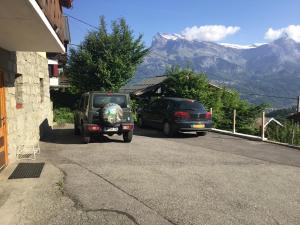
197,131 -> 207,136
83,136 -> 91,144
163,122 -> 175,137
123,130 -> 133,143
74,124 -> 81,135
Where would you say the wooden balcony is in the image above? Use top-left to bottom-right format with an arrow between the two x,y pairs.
36,0 -> 70,45
0,0 -> 66,52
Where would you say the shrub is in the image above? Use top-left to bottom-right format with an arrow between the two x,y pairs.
54,107 -> 74,125
267,121 -> 300,146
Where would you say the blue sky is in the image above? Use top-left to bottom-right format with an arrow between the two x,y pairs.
65,0 -> 300,46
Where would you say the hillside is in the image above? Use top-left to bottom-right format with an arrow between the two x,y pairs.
134,33 -> 300,107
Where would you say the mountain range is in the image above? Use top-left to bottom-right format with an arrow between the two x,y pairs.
134,33 -> 300,108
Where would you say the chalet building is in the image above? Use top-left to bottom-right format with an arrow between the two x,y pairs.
0,0 -> 72,170
120,75 -> 222,99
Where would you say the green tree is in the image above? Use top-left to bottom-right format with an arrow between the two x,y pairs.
163,67 -> 266,133
67,16 -> 149,93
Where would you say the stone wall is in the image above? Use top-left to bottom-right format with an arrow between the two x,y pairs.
0,48 -> 53,162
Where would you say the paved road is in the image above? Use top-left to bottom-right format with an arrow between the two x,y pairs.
39,126 -> 300,225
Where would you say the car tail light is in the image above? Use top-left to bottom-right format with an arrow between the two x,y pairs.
122,124 -> 134,130
174,111 -> 191,119
205,112 -> 212,120
87,124 -> 101,132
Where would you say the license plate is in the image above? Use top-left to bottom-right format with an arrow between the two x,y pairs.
104,127 -> 118,132
192,124 -> 205,128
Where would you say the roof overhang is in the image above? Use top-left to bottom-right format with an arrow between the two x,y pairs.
0,0 -> 65,53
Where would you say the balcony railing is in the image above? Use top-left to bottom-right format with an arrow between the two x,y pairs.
36,0 -> 69,45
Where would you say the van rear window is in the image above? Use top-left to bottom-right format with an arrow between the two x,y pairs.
93,95 -> 127,108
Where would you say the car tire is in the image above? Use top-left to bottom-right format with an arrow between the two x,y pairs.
123,130 -> 133,143
83,136 -> 91,144
74,124 -> 81,135
163,122 -> 175,137
197,131 -> 207,136
82,126 -> 91,144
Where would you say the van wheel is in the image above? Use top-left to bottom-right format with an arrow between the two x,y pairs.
123,131 -> 133,143
163,122 -> 175,137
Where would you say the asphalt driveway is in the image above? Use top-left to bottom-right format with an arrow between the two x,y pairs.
38,126 -> 300,225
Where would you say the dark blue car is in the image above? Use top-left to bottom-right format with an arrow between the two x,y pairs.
137,97 -> 213,137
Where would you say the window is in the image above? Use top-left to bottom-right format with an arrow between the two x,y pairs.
40,78 -> 44,102
93,95 -> 127,108
149,99 -> 162,111
178,100 -> 206,112
14,74 -> 23,105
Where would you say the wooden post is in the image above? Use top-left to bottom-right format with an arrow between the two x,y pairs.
210,108 -> 213,115
262,111 -> 265,140
297,96 -> 300,113
233,109 -> 236,134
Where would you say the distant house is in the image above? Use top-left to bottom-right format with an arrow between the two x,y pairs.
255,117 -> 284,130
120,75 -> 221,99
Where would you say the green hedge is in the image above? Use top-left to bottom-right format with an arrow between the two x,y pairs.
54,107 -> 74,125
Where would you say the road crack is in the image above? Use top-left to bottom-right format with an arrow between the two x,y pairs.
64,159 -> 179,225
86,208 -> 140,225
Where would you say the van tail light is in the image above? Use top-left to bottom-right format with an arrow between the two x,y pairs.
87,124 -> 101,132
174,111 -> 191,119
205,112 -> 212,120
122,124 -> 134,130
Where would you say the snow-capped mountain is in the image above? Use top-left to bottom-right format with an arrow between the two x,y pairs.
220,43 -> 266,49
134,33 -> 300,107
159,33 -> 184,40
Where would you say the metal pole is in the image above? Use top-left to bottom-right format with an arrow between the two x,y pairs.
233,109 -> 236,134
262,111 -> 265,140
297,96 -> 300,113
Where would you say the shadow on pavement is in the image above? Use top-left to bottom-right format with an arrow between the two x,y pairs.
42,126 -> 200,145
42,128 -> 124,145
134,127 -> 199,139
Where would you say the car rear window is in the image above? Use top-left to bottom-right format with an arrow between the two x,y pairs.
178,100 -> 206,112
93,95 -> 127,108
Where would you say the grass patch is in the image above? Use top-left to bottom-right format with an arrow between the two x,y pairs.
54,107 -> 74,126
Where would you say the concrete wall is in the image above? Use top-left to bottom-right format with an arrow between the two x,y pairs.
0,48 -> 53,162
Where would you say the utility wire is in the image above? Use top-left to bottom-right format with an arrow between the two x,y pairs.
69,43 -> 81,48
64,13 -> 98,30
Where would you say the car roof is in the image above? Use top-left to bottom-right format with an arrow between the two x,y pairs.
84,91 -> 129,96
162,97 -> 196,102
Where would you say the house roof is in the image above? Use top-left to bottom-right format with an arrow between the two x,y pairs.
256,117 -> 284,128
119,75 -> 221,96
119,76 -> 168,94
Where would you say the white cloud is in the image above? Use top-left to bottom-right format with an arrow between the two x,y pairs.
181,25 -> 240,42
265,25 -> 300,42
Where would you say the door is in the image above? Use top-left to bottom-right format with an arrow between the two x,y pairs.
0,71 -> 8,170
144,99 -> 163,128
